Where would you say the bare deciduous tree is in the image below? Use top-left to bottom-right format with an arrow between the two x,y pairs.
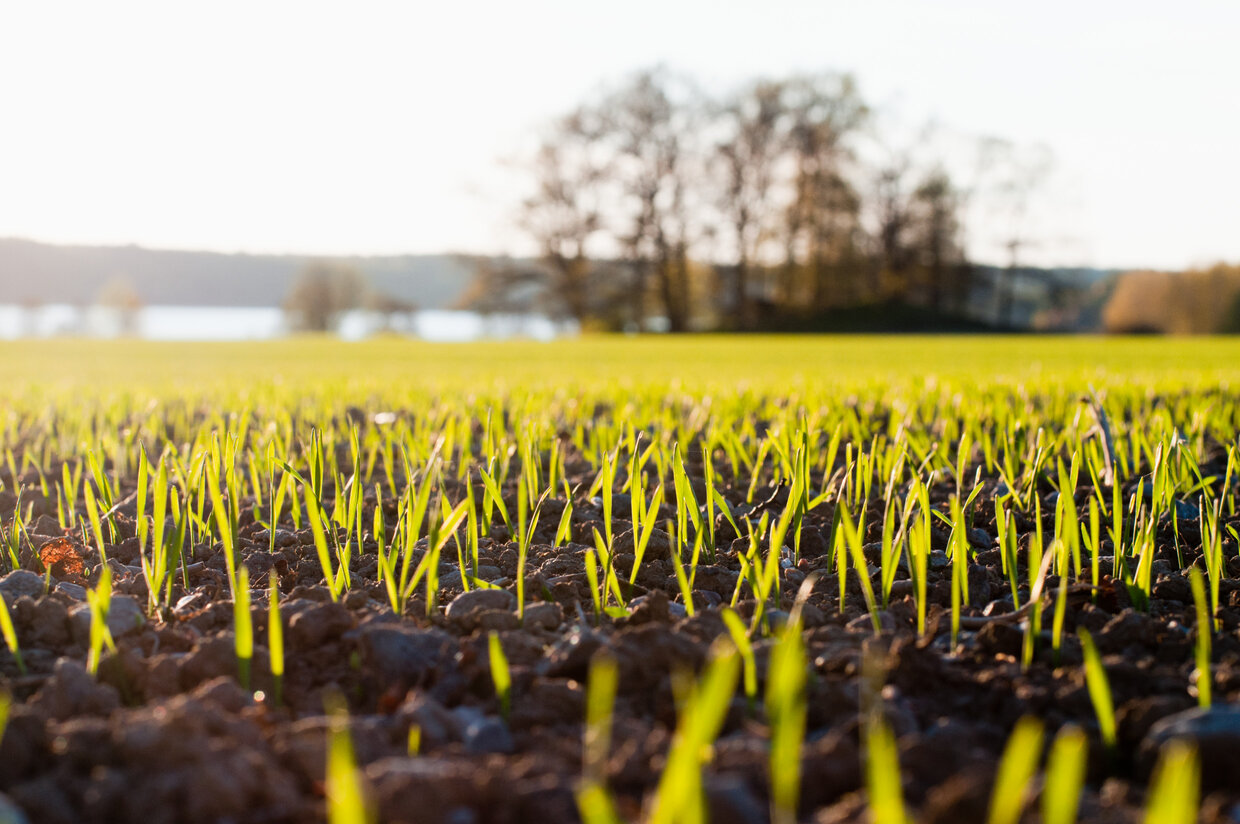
282,260 -> 367,333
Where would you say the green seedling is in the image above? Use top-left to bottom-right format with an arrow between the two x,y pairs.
1078,628 -> 1116,750
86,565 -> 116,677
1042,725 -> 1087,824
269,571 -> 284,707
720,609 -> 757,712
649,640 -> 740,824
1189,567 -> 1212,708
987,716 -> 1044,824
865,714 -> 908,824
0,689 -> 10,749
234,565 -> 253,691
0,596 -> 24,675
576,650 -> 621,824
325,692 -> 374,824
767,614 -> 808,824
1143,740 -> 1199,824
488,631 -> 512,720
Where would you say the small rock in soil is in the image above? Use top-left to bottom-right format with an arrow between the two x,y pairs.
846,611 -> 896,633
180,636 -> 242,688
704,774 -> 766,824
1152,574 -> 1192,603
521,601 -> 563,631
53,582 -> 86,601
396,693 -> 462,748
458,712 -> 514,755
287,601 -> 354,649
365,757 -> 482,824
1098,609 -> 1151,652
612,528 -> 673,560
0,570 -> 45,605
445,589 -> 516,629
68,595 -> 145,643
1139,705 -> 1240,792
0,793 -> 30,824
625,590 -> 670,625
355,624 -> 457,686
475,609 -> 520,631
976,621 -> 1023,657
538,627 -> 605,680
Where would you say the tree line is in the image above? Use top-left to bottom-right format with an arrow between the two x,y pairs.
462,67 -> 1031,332
1103,263 -> 1240,334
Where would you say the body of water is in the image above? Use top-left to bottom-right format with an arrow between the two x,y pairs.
0,305 -> 574,342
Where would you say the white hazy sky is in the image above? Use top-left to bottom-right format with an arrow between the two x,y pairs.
1,0 -> 1236,269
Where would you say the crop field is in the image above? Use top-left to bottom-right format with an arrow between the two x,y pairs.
3,335 -> 1240,823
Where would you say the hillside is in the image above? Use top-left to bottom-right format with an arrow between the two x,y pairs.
0,238 -> 475,309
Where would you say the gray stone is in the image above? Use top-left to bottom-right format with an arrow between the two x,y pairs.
397,693 -> 462,748
286,601 -> 354,649
1174,499 -> 1200,521
473,565 -> 504,582
846,610 -> 897,633
445,589 -> 516,627
0,792 -> 30,824
0,571 -> 44,605
366,757 -> 480,823
612,527 -> 673,560
355,624 -> 456,685
537,627 -> 605,679
705,774 -> 766,824
475,610 -> 520,631
521,601 -> 563,631
68,595 -> 145,644
1140,706 -> 1240,792
461,714 -> 514,755
53,582 -> 86,601
967,528 -> 993,549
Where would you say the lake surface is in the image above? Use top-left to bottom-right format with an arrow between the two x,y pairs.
0,305 -> 572,342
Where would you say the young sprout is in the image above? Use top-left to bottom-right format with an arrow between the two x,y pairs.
0,688 -> 9,748
576,781 -> 624,824
234,565 -> 253,691
269,571 -> 284,707
987,716 -> 1044,824
1077,628 -> 1116,750
720,609 -> 758,712
305,488 -> 343,601
488,631 -> 512,721
0,595 -> 24,675
767,614 -> 808,824
1143,740 -> 1199,824
324,692 -> 374,824
649,640 -> 740,824
864,714 -> 909,824
584,548 -> 603,624
1042,725 -> 1087,824
582,650 -> 618,786
1189,567 -> 1212,708
577,650 -> 622,824
86,564 -> 116,677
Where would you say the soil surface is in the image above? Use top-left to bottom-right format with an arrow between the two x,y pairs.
2,446 -> 1239,823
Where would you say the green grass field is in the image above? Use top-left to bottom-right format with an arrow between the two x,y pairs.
0,334 -> 1231,822
4,335 -> 1239,397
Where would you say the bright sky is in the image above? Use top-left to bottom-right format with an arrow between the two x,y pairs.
1,0 -> 1236,269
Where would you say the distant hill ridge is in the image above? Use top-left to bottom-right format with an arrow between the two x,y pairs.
0,238 -> 475,309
